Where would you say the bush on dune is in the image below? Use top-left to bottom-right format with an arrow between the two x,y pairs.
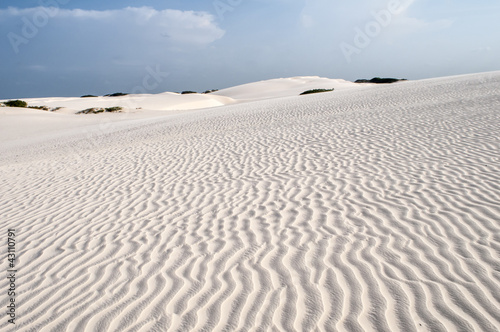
355,77 -> 407,84
4,100 -> 28,107
105,107 -> 123,112
28,105 -> 50,111
77,106 -> 123,114
300,88 -> 334,96
104,92 -> 128,97
81,95 -> 98,98
181,91 -> 197,94
28,106 -> 62,112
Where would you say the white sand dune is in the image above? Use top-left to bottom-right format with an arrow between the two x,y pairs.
16,92 -> 236,113
0,76 -> 358,146
1,71 -> 500,331
0,91 -> 236,147
212,76 -> 361,101
2,76 -> 357,116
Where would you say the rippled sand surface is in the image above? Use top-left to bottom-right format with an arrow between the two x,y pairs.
1,72 -> 499,331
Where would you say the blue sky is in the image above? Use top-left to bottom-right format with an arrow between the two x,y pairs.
1,0 -> 499,98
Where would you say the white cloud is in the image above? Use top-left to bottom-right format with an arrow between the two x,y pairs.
0,6 -> 225,46
300,14 -> 314,29
25,65 -> 47,71
472,46 -> 492,53
381,16 -> 454,40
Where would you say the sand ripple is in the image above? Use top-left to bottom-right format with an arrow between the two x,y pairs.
1,72 -> 500,331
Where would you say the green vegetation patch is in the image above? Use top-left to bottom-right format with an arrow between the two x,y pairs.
77,106 -> 123,114
28,106 -> 50,111
1,102 -> 63,111
27,106 -> 63,112
300,88 -> 334,96
3,100 -> 28,108
355,77 -> 407,84
104,93 -> 128,97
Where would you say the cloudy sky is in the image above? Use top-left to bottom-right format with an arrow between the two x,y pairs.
1,0 -> 499,98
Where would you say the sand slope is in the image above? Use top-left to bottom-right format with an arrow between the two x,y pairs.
0,76 -> 362,146
212,76 -> 361,101
1,72 -> 499,331
11,93 -> 236,113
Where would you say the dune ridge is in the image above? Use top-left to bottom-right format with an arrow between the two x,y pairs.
1,71 -> 499,331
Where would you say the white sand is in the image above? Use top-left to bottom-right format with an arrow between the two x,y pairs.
0,76 -> 361,146
212,76 -> 360,101
1,72 -> 499,331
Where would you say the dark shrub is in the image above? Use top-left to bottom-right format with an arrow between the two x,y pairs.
105,107 -> 123,112
77,108 -> 101,114
28,106 -> 50,111
4,100 -> 28,107
81,95 -> 98,98
104,93 -> 128,97
181,91 -> 197,94
77,106 -> 123,114
300,88 -> 334,96
203,89 -> 218,94
355,77 -> 407,84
